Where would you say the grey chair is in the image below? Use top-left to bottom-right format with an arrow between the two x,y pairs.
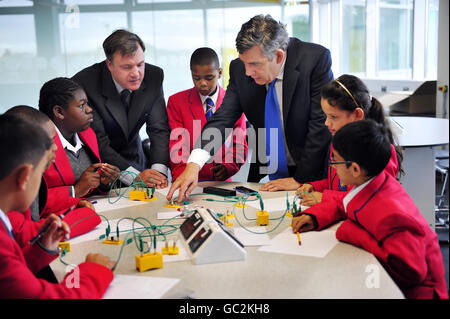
435,149 -> 449,229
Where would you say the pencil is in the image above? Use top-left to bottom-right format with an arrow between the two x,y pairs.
28,205 -> 74,245
296,232 -> 302,246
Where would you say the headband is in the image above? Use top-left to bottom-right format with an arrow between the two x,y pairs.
335,80 -> 360,108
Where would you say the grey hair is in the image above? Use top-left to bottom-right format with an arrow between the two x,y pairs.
235,14 -> 289,60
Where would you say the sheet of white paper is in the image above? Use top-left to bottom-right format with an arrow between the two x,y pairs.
246,195 -> 308,213
103,274 -> 180,299
258,228 -> 338,258
232,227 -> 271,246
69,218 -> 142,245
157,211 -> 187,220
93,196 -> 149,213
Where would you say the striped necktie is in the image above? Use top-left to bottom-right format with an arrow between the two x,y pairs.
205,97 -> 214,121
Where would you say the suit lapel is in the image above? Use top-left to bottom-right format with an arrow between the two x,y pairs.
282,39 -> 300,126
53,133 -> 75,185
216,86 -> 226,110
79,128 -> 101,162
101,64 -> 128,140
346,173 -> 387,224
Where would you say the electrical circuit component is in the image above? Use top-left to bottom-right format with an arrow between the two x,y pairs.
203,186 -> 236,197
58,242 -> 71,252
234,199 -> 247,208
225,209 -> 235,219
256,210 -> 269,226
129,190 -> 157,202
102,236 -> 124,245
162,240 -> 179,255
135,252 -> 163,272
179,208 -> 246,265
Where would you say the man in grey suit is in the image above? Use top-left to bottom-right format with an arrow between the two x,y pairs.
167,14 -> 333,202
73,30 -> 170,188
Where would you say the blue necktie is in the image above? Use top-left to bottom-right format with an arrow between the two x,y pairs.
205,98 -> 214,121
265,79 -> 289,180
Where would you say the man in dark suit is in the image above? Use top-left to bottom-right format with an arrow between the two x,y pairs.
168,14 -> 333,202
72,30 -> 170,188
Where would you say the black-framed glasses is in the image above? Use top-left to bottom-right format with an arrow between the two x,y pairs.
328,158 -> 353,166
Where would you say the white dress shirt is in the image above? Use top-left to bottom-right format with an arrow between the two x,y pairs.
198,86 -> 220,114
343,177 -> 375,213
0,208 -> 13,238
188,53 -> 294,169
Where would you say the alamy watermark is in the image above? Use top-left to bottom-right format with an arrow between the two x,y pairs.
365,264 -> 380,289
65,264 -> 80,289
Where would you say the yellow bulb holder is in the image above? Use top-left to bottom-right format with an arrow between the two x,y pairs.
285,212 -> 293,218
103,238 -> 124,245
164,204 -> 181,209
256,210 -> 269,226
58,242 -> 71,252
136,252 -> 163,272
129,190 -> 157,202
235,202 -> 247,208
161,246 -> 179,255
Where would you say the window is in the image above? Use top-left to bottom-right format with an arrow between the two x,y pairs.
133,9 -> 204,98
59,12 -> 127,77
342,0 -> 366,74
0,0 -> 441,113
378,0 -> 413,77
0,14 -> 37,111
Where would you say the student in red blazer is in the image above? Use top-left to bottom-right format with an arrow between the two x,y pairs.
4,105 -> 101,242
292,75 -> 402,206
39,77 -> 120,199
292,120 -> 448,299
0,114 -> 114,298
167,48 -> 247,182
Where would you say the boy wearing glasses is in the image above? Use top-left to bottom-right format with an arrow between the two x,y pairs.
292,120 -> 447,299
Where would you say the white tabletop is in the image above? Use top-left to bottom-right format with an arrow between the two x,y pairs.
51,182 -> 404,299
388,116 -> 449,147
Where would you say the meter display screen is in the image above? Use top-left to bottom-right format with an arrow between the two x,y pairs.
180,211 -> 203,240
189,226 -> 212,253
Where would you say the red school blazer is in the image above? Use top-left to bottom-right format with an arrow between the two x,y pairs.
167,86 -> 248,181
44,127 -> 101,191
41,127 -> 102,236
304,171 -> 448,299
0,222 -> 113,299
7,177 -> 100,245
307,143 -> 399,204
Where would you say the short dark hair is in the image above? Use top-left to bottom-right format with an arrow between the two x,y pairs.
0,114 -> 51,180
190,47 -> 220,70
332,120 -> 392,177
5,105 -> 51,127
38,77 -> 82,120
103,29 -> 145,62
236,14 -> 289,59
